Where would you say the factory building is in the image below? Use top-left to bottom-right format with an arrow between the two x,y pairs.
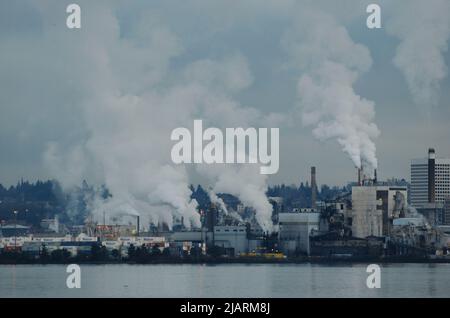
418,202 -> 444,226
40,216 -> 60,233
351,186 -> 383,238
390,217 -> 439,256
351,174 -> 408,238
443,198 -> 450,226
375,185 -> 408,235
169,225 -> 250,257
213,226 -> 248,256
436,225 -> 450,251
411,148 -> 450,208
310,235 -> 380,258
170,230 -> 203,243
0,224 -> 31,237
444,198 -> 450,225
278,211 -> 320,256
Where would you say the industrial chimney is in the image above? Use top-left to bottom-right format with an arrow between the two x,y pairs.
136,215 -> 140,237
311,167 -> 317,209
357,167 -> 362,186
428,148 -> 436,203
374,169 -> 377,185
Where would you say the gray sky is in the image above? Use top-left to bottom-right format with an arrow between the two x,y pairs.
1,0 -> 449,189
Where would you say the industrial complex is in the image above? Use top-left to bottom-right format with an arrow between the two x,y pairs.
1,148 -> 450,263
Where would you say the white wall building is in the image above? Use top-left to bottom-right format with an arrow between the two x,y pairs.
213,226 -> 248,256
351,186 -> 383,238
351,184 -> 407,238
278,212 -> 320,256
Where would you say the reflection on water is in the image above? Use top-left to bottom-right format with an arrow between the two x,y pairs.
0,263 -> 450,298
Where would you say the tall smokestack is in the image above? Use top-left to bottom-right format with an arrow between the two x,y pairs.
358,168 -> 362,186
206,203 -> 217,232
136,215 -> 140,236
311,167 -> 317,209
428,148 -> 436,203
374,169 -> 377,184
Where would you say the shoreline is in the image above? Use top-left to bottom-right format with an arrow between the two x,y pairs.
1,256 -> 450,265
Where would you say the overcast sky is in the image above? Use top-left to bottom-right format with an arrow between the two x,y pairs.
1,0 -> 449,189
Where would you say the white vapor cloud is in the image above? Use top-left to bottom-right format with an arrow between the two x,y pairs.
3,0 -> 450,231
283,9 -> 380,172
386,0 -> 450,108
33,1 -> 281,231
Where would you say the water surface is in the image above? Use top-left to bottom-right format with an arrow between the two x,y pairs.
0,263 -> 449,298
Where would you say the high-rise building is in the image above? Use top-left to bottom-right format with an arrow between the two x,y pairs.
411,149 -> 450,208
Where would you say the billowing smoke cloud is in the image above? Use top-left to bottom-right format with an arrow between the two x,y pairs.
283,9 -> 380,172
206,188 -> 243,223
385,0 -> 450,108
36,3 -> 200,229
207,188 -> 228,215
34,2 -> 279,232
199,164 -> 273,232
177,54 -> 280,233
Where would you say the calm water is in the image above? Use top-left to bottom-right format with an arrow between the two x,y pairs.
0,263 -> 449,298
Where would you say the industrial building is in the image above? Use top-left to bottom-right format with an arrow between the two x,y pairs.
0,224 -> 31,237
40,216 -> 60,233
351,186 -> 383,238
278,211 -> 320,256
351,169 -> 407,238
169,225 -> 261,257
213,226 -> 248,255
417,202 -> 444,226
310,235 -> 383,258
411,148 -> 450,208
7,233 -> 168,259
2,162 -> 449,261
443,198 -> 450,226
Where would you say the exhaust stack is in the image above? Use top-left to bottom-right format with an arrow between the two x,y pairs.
136,215 -> 140,237
428,148 -> 436,203
311,167 -> 317,209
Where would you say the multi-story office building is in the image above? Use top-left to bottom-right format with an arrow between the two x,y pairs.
411,149 -> 450,208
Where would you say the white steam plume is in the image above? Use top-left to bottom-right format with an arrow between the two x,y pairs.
198,164 -> 273,233
37,3 -> 279,232
207,188 -> 229,215
385,0 -> 450,108
184,56 -> 280,233
207,188 -> 243,224
283,9 -> 380,172
39,3 -> 201,229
